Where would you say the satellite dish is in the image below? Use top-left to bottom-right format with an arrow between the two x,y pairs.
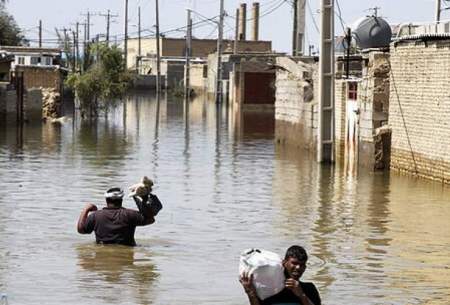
352,16 -> 392,49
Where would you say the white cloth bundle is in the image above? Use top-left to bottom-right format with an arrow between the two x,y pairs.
239,248 -> 285,300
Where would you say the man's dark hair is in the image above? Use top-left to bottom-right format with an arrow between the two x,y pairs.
106,197 -> 123,207
285,245 -> 308,261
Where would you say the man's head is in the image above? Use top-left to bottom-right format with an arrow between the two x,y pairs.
283,245 -> 308,280
104,187 -> 124,208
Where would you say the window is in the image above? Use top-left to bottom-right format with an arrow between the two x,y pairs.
348,82 -> 358,100
203,65 -> 208,78
30,57 -> 41,65
44,57 -> 52,65
17,57 -> 25,65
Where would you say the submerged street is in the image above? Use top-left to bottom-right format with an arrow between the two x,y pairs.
0,94 -> 449,305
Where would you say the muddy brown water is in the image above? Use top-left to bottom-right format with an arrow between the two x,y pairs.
0,93 -> 449,305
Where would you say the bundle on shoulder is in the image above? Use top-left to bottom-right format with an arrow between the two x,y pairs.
128,176 -> 154,198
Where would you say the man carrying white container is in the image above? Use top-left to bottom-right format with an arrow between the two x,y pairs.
239,245 -> 321,305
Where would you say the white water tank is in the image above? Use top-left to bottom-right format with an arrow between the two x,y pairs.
352,16 -> 392,49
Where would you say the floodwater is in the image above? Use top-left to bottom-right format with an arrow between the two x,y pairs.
0,93 -> 449,305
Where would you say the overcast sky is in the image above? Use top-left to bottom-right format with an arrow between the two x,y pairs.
4,0 -> 444,53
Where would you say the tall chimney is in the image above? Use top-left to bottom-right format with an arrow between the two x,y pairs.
239,3 -> 247,41
252,2 -> 259,41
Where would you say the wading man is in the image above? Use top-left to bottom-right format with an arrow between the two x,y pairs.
240,245 -> 321,305
77,187 -> 157,246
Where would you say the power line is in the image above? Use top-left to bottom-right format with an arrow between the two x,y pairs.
335,0 -> 346,34
306,0 -> 319,34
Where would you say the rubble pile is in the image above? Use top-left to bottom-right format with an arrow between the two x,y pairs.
41,87 -> 61,119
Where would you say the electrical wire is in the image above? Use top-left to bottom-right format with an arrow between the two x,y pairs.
335,0 -> 347,34
306,0 -> 319,34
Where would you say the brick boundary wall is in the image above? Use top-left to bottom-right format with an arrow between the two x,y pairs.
274,57 -> 318,154
334,80 -> 347,161
389,40 -> 450,183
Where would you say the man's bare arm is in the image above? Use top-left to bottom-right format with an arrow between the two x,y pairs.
239,272 -> 261,305
77,203 -> 97,234
285,279 -> 316,305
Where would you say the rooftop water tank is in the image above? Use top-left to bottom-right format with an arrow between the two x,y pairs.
352,16 -> 392,49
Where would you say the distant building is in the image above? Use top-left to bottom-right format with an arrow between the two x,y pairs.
125,37 -> 272,71
0,51 -> 14,81
0,46 -> 62,70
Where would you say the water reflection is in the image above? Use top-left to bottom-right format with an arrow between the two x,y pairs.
1,93 -> 450,305
76,244 -> 159,305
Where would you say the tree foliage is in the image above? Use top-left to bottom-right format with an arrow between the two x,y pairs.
65,43 -> 134,117
0,4 -> 27,46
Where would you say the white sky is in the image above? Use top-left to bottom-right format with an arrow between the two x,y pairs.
3,0 -> 445,53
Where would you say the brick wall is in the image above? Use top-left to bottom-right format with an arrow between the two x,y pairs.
389,39 -> 450,183
334,80 -> 347,160
274,57 -> 318,152
15,66 -> 62,91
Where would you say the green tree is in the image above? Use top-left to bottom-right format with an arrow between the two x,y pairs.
0,3 -> 27,46
66,43 -> 133,118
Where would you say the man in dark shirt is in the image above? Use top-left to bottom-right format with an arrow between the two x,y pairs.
77,187 -> 158,246
240,245 -> 321,305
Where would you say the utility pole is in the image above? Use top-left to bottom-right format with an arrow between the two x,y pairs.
436,0 -> 442,22
318,0 -> 335,163
137,6 -> 141,72
76,22 -> 80,72
292,0 -> 298,56
107,10 -> 110,45
138,6 -> 142,58
185,9 -> 192,100
215,0 -> 224,104
83,21 -> 87,73
99,10 -> 118,46
72,30 -> 77,72
297,0 -> 305,56
39,20 -> 42,48
155,0 -> 162,97
81,11 -> 91,41
124,0 -> 129,69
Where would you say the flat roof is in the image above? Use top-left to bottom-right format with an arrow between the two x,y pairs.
0,46 -> 61,54
127,37 -> 272,43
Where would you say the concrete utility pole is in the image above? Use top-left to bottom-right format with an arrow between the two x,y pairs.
293,0 -> 306,56
76,22 -> 80,71
135,6 -> 142,73
107,10 -> 111,45
297,0 -> 305,56
252,2 -> 259,41
318,0 -> 335,163
185,9 -> 192,100
436,0 -> 442,22
239,3 -> 246,40
39,20 -> 42,48
99,10 -> 118,46
215,0 -> 225,104
138,7 -> 142,58
155,0 -> 162,97
124,0 -> 129,69
234,8 -> 240,54
81,11 -> 91,41
292,0 -> 298,56
72,30 -> 77,72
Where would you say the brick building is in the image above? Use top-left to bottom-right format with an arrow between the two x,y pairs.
126,37 -> 272,71
389,35 -> 450,183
